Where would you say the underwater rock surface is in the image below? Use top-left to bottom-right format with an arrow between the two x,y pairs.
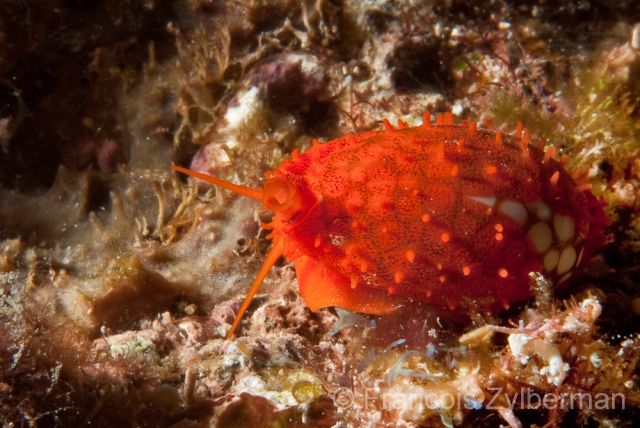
1,1 -> 640,427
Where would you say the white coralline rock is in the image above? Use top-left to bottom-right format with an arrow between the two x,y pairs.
222,86 -> 263,149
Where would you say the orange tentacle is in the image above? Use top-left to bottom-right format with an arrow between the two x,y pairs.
226,240 -> 284,338
171,164 -> 264,201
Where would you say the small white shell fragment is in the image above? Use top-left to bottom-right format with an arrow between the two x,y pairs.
540,352 -> 570,386
557,246 -> 577,274
498,200 -> 528,226
451,102 -> 464,116
553,214 -> 575,242
544,249 -> 560,272
508,333 -> 532,364
528,222 -> 553,253
224,87 -> 262,130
